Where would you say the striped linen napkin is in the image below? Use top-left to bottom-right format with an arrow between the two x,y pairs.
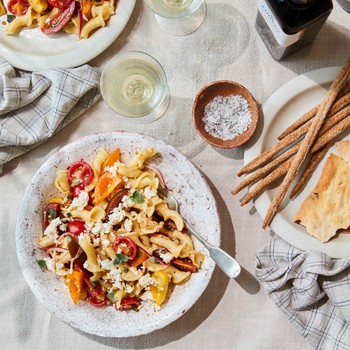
255,237 -> 350,349
0,59 -> 101,174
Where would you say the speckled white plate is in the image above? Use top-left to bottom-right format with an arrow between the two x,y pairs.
0,0 -> 136,71
16,131 -> 219,337
245,66 -> 350,258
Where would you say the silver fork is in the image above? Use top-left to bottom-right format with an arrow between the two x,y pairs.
158,186 -> 241,279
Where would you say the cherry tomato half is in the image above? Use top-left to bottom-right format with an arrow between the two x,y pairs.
112,237 -> 137,260
67,220 -> 86,236
116,296 -> 140,311
87,296 -> 108,307
43,202 -> 61,230
47,0 -> 72,8
67,160 -> 93,187
7,0 -> 30,16
41,0 -> 75,35
171,257 -> 197,273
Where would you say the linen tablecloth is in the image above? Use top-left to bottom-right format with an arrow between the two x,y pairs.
1,1 -> 349,349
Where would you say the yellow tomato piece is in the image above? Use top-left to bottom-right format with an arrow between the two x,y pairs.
150,271 -> 170,306
93,173 -> 124,204
65,270 -> 84,305
49,197 -> 64,204
102,147 -> 121,171
81,0 -> 91,16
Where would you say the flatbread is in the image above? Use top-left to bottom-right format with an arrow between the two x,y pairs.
336,140 -> 350,164
294,153 -> 350,242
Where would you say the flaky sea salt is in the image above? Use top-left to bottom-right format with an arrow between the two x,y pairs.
203,95 -> 252,141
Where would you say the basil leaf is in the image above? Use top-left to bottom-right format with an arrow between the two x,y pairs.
47,208 -> 57,220
113,253 -> 129,265
72,179 -> 82,186
37,260 -> 47,271
107,291 -> 116,301
7,15 -> 16,23
130,190 -> 144,203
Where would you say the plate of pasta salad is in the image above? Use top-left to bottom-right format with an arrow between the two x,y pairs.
16,131 -> 220,337
0,0 -> 136,71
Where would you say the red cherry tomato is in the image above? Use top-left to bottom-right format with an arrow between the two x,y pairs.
116,296 -> 140,311
67,160 -> 93,187
43,202 -> 61,230
87,296 -> 108,307
113,237 -> 137,260
47,0 -> 72,8
171,258 -> 197,273
41,0 -> 75,35
67,220 -> 86,236
7,0 -> 30,15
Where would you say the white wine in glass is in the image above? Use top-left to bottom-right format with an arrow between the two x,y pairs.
144,0 -> 206,35
101,51 -> 169,123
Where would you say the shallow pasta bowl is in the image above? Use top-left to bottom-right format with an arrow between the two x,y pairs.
15,131 -> 220,337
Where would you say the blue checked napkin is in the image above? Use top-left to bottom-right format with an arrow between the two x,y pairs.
0,59 -> 101,174
255,237 -> 350,349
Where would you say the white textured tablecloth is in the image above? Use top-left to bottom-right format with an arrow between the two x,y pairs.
1,1 -> 349,349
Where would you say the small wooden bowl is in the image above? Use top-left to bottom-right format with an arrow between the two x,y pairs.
192,80 -> 259,148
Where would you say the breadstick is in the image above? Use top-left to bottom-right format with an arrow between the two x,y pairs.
278,91 -> 350,140
240,158 -> 292,206
237,122 -> 309,176
238,111 -> 350,205
232,147 -> 296,195
262,57 -> 350,229
289,147 -> 328,198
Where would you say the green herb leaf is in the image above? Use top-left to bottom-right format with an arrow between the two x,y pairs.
37,260 -> 47,271
113,253 -> 129,265
130,190 -> 144,203
72,179 -> 82,186
107,291 -> 116,301
7,15 -> 16,23
47,208 -> 57,220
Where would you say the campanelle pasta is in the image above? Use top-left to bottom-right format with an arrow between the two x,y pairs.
38,146 -> 204,311
3,0 -> 117,38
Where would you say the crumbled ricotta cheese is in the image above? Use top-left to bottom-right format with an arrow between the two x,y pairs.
121,195 -> 133,208
143,186 -> 157,199
108,207 -> 125,225
159,251 -> 174,264
68,190 -> 89,211
139,273 -> 156,288
44,217 -> 62,242
124,218 -> 133,232
102,238 -> 111,247
104,164 -> 119,177
100,259 -> 115,271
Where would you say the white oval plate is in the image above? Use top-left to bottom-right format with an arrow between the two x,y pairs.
16,131 -> 219,337
0,0 -> 136,71
245,66 -> 350,258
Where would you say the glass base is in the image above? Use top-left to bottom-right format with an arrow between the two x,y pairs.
154,2 -> 206,36
119,87 -> 170,124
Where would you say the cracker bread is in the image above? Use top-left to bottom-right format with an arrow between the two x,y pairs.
294,153 -> 350,242
336,140 -> 350,164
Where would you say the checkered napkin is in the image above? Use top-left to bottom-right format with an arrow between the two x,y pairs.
0,59 -> 101,174
255,237 -> 350,349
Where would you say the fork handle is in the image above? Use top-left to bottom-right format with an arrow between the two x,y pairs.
184,220 -> 241,279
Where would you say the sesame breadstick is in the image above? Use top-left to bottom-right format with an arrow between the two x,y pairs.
278,90 -> 350,140
289,147 -> 328,199
262,57 -> 350,229
240,158 -> 292,206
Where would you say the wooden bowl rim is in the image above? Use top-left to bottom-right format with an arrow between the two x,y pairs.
192,80 -> 259,149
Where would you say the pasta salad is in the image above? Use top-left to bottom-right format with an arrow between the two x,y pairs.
37,146 -> 204,311
1,0 -> 116,38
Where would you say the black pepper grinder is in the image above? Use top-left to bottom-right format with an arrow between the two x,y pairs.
256,0 -> 333,61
